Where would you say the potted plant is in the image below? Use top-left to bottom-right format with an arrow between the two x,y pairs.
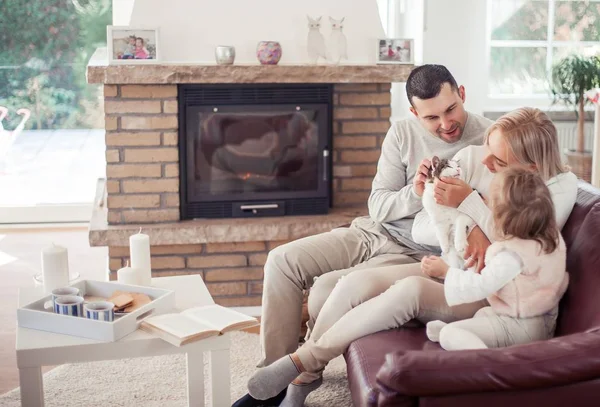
550,54 -> 600,182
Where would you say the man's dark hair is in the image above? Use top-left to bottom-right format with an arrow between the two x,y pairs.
406,64 -> 459,106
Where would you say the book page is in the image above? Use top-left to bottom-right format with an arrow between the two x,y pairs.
183,304 -> 258,332
143,313 -> 218,339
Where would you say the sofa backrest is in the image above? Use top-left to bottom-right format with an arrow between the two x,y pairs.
556,182 -> 600,336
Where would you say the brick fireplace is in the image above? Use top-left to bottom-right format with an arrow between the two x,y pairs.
87,49 -> 413,306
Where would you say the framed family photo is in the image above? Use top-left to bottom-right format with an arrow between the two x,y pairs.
107,26 -> 160,64
377,38 -> 414,64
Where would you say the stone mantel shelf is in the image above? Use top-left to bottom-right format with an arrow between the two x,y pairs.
90,180 -> 365,247
86,48 -> 414,85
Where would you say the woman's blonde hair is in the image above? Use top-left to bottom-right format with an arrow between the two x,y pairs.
485,107 -> 567,181
492,168 -> 559,254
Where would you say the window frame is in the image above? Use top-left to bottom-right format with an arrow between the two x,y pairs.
485,0 -> 600,109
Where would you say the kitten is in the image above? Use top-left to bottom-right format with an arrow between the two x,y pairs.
422,156 -> 473,269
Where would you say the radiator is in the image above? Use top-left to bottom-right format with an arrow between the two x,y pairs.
555,121 -> 594,160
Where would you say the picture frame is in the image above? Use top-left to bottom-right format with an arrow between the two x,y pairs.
106,26 -> 160,64
376,38 -> 414,65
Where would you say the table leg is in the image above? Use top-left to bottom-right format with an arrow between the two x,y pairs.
19,367 -> 44,407
209,348 -> 230,407
186,349 -> 205,407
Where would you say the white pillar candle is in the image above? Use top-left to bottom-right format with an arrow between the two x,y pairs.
117,261 -> 141,286
129,229 -> 152,286
42,244 -> 69,293
592,102 -> 600,188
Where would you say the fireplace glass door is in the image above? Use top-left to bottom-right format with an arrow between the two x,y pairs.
186,104 -> 329,203
180,83 -> 332,219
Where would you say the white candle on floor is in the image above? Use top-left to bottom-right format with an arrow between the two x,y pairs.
117,261 -> 141,285
42,244 -> 69,293
130,229 -> 152,286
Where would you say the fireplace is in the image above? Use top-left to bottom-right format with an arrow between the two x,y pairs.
88,54 -> 410,304
179,84 -> 333,219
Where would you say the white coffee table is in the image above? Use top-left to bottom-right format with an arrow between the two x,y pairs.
16,275 -> 231,407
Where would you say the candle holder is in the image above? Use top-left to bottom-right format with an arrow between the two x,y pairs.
215,45 -> 236,65
256,41 -> 282,65
33,271 -> 81,285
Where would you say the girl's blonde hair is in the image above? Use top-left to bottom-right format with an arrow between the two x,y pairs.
492,168 -> 559,254
485,107 -> 567,181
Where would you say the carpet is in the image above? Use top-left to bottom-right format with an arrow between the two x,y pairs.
0,331 -> 352,406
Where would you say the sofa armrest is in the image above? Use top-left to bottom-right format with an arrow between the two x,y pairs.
376,329 -> 600,397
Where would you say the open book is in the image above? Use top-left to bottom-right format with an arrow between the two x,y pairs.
139,304 -> 259,346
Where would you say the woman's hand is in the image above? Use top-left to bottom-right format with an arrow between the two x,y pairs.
464,226 -> 490,273
421,256 -> 450,279
434,177 -> 473,207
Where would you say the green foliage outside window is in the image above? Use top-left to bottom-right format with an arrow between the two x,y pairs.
0,0 -> 111,130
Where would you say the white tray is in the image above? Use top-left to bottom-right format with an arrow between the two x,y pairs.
16,280 -> 176,342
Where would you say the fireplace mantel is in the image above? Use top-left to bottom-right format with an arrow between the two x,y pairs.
87,48 -> 414,85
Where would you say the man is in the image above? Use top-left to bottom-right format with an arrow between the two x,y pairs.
233,64 -> 493,407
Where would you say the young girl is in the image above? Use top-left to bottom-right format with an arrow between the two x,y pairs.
134,37 -> 149,59
421,167 -> 569,350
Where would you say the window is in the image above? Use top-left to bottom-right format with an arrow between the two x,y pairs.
0,0 -> 111,223
488,0 -> 600,97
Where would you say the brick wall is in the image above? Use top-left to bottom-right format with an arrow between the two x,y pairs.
103,83 -> 391,224
104,82 -> 391,305
104,84 -> 180,225
108,240 -> 293,306
332,83 -> 391,207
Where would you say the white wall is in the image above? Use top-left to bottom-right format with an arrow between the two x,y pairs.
121,0 -> 386,64
388,0 -> 425,121
113,0 -> 135,25
421,0 -> 488,115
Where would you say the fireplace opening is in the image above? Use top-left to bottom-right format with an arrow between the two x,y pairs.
179,84 -> 333,219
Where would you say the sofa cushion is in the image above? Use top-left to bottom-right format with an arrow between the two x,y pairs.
557,185 -> 600,335
561,182 -> 600,247
344,327 -> 438,407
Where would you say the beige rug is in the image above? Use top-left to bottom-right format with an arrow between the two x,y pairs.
0,331 -> 352,406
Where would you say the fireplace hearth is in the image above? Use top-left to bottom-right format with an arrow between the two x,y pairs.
179,84 -> 333,219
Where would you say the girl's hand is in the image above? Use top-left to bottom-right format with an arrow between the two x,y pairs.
421,256 -> 450,279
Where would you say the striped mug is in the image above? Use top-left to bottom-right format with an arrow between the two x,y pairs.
54,295 -> 84,317
84,301 -> 115,322
51,286 -> 80,309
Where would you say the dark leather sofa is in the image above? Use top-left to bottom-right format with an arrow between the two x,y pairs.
344,182 -> 600,407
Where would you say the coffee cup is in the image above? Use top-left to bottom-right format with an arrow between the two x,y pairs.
84,301 -> 115,322
54,295 -> 84,317
51,287 -> 80,307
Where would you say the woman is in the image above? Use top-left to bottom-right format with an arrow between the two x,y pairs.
247,107 -> 578,406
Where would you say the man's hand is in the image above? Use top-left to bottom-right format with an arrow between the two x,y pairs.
413,158 -> 431,197
464,226 -> 491,273
421,255 -> 450,279
434,177 -> 473,208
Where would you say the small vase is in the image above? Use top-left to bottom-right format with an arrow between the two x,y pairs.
256,41 -> 282,65
215,46 -> 235,65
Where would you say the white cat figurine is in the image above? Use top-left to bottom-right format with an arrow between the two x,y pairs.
328,17 -> 347,64
422,157 -> 474,270
307,15 -> 327,64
